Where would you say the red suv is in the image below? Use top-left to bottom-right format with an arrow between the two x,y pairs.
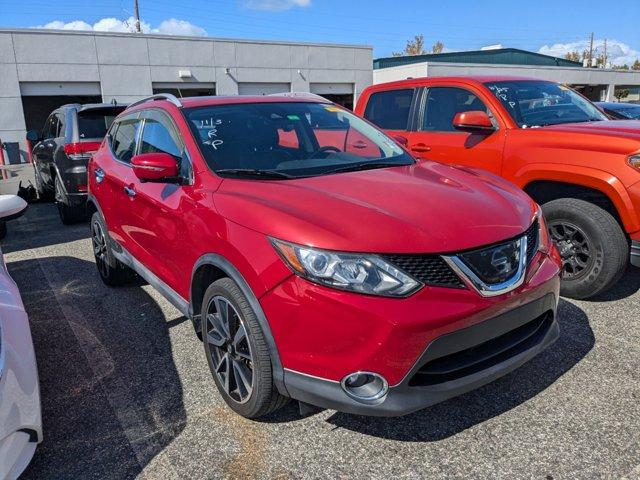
88,93 -> 562,418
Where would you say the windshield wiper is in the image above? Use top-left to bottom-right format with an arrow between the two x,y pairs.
214,168 -> 294,179
321,161 -> 407,176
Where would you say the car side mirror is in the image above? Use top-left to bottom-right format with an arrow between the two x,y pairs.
393,135 -> 408,146
26,130 -> 41,142
452,111 -> 496,134
0,195 -> 28,221
131,153 -> 179,182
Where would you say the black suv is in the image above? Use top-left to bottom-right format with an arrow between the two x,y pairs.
27,103 -> 126,224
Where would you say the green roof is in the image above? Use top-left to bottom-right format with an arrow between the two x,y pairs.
373,48 -> 582,70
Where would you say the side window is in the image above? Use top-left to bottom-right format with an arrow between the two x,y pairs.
363,89 -> 414,130
111,118 -> 141,163
422,87 -> 490,132
139,113 -> 182,161
56,113 -> 65,138
42,115 -> 59,140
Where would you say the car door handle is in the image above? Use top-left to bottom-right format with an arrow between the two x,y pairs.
94,167 -> 105,183
124,185 -> 136,198
411,144 -> 431,153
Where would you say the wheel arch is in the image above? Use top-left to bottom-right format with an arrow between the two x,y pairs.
190,253 -> 288,395
518,165 -> 639,233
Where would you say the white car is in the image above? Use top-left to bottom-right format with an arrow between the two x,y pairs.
0,195 -> 41,479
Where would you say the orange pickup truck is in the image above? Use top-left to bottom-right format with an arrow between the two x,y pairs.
356,76 -> 640,299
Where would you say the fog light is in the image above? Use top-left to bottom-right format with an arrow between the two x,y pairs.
341,371 -> 388,404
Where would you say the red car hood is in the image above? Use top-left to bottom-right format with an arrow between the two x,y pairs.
214,162 -> 537,254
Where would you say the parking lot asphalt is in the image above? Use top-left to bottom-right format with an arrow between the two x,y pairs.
4,202 -> 640,479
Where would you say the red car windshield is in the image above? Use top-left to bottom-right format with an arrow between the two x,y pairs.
184,102 -> 413,179
485,80 -> 607,128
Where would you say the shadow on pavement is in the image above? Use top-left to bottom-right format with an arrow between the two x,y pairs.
589,266 -> 640,302
2,203 -> 89,254
9,255 -> 186,479
324,299 -> 593,441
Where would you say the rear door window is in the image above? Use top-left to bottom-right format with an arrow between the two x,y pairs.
111,118 -> 141,163
363,89 -> 414,130
78,108 -> 125,139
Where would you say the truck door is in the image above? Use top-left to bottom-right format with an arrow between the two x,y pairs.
408,86 -> 506,175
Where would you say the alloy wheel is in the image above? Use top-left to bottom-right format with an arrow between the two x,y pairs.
205,296 -> 254,404
548,221 -> 594,280
91,221 -> 110,279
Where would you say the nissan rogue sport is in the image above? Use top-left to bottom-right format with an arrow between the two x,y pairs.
87,93 -> 562,418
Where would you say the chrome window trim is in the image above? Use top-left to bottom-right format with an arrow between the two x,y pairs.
443,236 -> 528,298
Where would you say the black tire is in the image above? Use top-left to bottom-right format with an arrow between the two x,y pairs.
543,198 -> 628,299
201,278 -> 288,418
0,221 -> 6,240
90,212 -> 135,286
55,176 -> 85,225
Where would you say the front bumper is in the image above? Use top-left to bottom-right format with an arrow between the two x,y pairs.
0,306 -> 42,479
261,251 -> 561,416
285,293 -> 558,416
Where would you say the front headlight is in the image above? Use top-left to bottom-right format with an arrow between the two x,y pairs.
628,155 -> 640,172
271,239 -> 421,297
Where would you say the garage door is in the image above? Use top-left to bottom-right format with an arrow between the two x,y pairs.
20,82 -> 101,96
309,83 -> 354,95
238,83 -> 290,95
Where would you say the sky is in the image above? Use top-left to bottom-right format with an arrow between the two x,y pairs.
1,0 -> 639,64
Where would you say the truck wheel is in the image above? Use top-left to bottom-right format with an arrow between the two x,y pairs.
55,176 -> 84,225
201,278 -> 288,418
91,212 -> 135,286
543,198 -> 628,299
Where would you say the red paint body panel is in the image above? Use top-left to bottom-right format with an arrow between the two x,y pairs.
356,76 -> 640,237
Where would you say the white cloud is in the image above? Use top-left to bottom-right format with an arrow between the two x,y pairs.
35,17 -> 207,37
156,19 -> 207,36
243,0 -> 311,11
539,39 -> 640,67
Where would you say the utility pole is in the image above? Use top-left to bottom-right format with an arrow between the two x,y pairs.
588,32 -> 594,68
603,39 -> 608,68
134,0 -> 141,33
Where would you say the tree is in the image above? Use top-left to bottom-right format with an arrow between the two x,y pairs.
614,89 -> 630,101
564,51 -> 581,62
431,41 -> 444,54
633,60 -> 640,70
392,34 -> 427,57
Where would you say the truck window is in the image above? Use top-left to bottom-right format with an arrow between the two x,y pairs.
422,87 -> 490,132
363,89 -> 414,130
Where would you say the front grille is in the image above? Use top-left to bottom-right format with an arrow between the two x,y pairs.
409,311 -> 553,386
383,220 -> 538,291
382,254 -> 465,289
525,219 -> 539,264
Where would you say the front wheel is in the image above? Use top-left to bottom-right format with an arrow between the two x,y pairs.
201,278 -> 288,418
543,198 -> 628,299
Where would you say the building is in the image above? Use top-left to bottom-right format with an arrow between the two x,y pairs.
373,48 -> 640,103
0,28 -> 373,164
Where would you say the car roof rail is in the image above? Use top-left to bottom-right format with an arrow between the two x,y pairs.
127,93 -> 183,110
268,91 -> 329,102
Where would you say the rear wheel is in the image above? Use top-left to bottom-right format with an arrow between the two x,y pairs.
201,278 -> 288,418
55,176 -> 85,225
91,212 -> 135,286
543,198 -> 628,299
33,164 -> 53,202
